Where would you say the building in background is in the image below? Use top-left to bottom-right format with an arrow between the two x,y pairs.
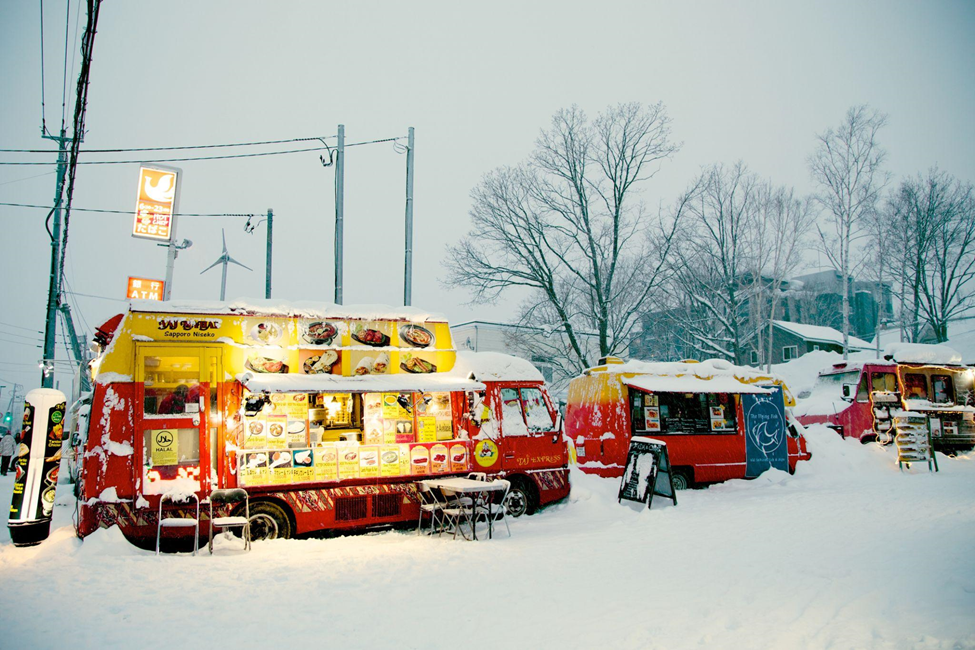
744,321 -> 874,365
451,320 -> 624,401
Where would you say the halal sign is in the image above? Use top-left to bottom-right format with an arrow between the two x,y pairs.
132,166 -> 179,242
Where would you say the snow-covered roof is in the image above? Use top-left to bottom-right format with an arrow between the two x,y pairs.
883,342 -> 963,366
237,372 -> 484,394
596,357 -> 785,396
773,321 -> 873,349
623,374 -> 770,395
449,351 -> 544,383
130,299 -> 447,322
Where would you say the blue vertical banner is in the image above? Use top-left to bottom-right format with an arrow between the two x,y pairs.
743,386 -> 788,477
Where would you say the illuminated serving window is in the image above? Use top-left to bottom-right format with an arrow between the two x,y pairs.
630,391 -> 737,434
904,374 -> 928,400
237,390 -> 469,488
143,355 -> 201,415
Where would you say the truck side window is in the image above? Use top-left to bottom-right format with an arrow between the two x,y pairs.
871,373 -> 897,393
856,374 -> 870,402
904,374 -> 927,400
931,375 -> 954,404
500,387 -> 528,436
521,387 -> 555,433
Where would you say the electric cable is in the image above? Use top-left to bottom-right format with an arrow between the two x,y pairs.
0,135 -> 333,154
61,0 -> 71,130
0,145 -> 329,165
0,171 -> 57,186
0,201 -> 257,217
0,322 -> 43,334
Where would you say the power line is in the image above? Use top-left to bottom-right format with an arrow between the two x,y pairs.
0,171 -> 57,186
0,135 -> 403,163
0,145 -> 329,166
0,202 -> 256,218
0,135 -> 332,155
63,290 -> 128,303
0,321 -> 44,334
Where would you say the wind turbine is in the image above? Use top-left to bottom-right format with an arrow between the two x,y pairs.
201,229 -> 252,300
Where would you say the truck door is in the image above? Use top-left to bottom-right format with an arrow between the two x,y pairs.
135,345 -> 222,497
499,385 -> 566,471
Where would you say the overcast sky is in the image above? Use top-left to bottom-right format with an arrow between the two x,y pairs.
1,0 -> 973,398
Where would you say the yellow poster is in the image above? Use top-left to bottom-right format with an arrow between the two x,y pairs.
418,417 -> 437,443
337,444 -> 360,479
359,446 -> 380,478
266,414 -> 288,449
243,416 -> 267,449
435,418 -> 453,441
150,429 -> 178,466
430,444 -> 448,474
380,445 -> 401,477
382,393 -> 410,419
314,445 -> 338,482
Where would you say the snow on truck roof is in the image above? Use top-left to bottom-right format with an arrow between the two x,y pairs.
883,342 -> 963,366
450,351 -> 545,383
591,357 -> 785,394
129,298 -> 448,322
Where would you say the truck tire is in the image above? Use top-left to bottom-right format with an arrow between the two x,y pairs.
248,501 -> 293,540
505,477 -> 536,518
670,469 -> 691,491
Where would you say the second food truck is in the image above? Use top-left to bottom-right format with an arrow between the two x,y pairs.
76,301 -> 569,548
565,357 -> 812,487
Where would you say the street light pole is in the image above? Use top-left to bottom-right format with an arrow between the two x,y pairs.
403,127 -> 415,306
40,129 -> 71,388
265,209 -> 273,299
334,124 -> 345,305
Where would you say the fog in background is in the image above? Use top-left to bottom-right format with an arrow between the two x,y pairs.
0,0 -> 973,397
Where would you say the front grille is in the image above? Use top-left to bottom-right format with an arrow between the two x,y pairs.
372,493 -> 401,518
335,496 -> 368,521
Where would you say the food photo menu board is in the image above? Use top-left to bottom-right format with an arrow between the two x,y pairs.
237,441 -> 470,487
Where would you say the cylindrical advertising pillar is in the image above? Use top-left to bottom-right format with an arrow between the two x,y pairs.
8,388 -> 67,547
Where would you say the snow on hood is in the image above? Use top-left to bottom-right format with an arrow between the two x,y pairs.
449,351 -> 544,383
604,358 -> 782,385
884,342 -> 963,365
129,298 -> 447,322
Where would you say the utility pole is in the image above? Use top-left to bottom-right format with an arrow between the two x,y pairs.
403,127 -> 415,306
40,128 -> 72,388
334,124 -> 345,305
265,208 -> 273,299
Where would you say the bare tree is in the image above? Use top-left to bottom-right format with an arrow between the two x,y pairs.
668,162 -> 758,364
750,183 -> 816,371
808,105 -> 889,359
445,103 -> 685,373
885,169 -> 975,342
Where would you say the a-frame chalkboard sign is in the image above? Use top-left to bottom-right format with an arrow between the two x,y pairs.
618,436 -> 678,509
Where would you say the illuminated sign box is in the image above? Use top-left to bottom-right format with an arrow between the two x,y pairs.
127,277 -> 165,301
132,166 -> 179,242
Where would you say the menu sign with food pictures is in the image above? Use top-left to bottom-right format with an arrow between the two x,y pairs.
417,417 -> 437,443
380,446 -> 401,477
269,450 -> 293,484
266,414 -> 288,449
314,446 -> 339,482
239,451 -> 269,486
291,448 -> 314,482
8,389 -> 67,547
359,446 -> 380,478
338,444 -> 360,479
244,416 -> 267,449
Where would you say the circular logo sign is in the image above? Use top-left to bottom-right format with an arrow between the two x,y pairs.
474,439 -> 499,467
155,430 -> 175,447
51,410 -> 63,424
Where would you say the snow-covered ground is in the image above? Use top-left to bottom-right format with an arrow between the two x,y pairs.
1,426 -> 974,649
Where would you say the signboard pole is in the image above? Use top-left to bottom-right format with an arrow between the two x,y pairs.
163,212 -> 179,301
40,129 -> 72,388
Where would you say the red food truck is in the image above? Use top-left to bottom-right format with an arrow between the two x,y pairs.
794,343 -> 975,453
76,301 -> 569,548
565,357 -> 811,487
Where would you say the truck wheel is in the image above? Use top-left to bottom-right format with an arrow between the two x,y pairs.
505,479 -> 536,518
670,470 -> 691,491
248,501 -> 292,540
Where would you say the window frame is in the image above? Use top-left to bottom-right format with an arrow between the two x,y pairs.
782,345 -> 799,361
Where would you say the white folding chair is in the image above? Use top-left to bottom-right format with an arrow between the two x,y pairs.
156,492 -> 200,556
440,488 -> 474,540
207,488 -> 251,553
417,481 -> 447,536
475,479 -> 511,538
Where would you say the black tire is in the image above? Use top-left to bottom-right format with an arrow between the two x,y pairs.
505,478 -> 536,518
670,469 -> 691,491
248,501 -> 293,540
